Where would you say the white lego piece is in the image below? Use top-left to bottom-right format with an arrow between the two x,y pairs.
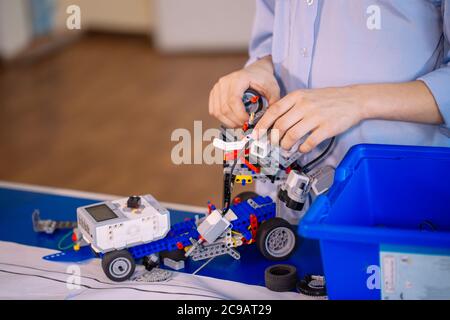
250,139 -> 270,158
283,170 -> 311,202
77,194 -> 171,253
213,136 -> 251,151
197,210 -> 231,243
224,209 -> 238,222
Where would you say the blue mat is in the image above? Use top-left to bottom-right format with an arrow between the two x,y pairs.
0,186 -> 323,286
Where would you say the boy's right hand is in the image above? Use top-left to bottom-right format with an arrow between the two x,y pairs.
208,55 -> 280,128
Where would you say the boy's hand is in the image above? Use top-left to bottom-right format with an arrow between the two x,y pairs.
209,56 -> 280,128
254,86 -> 364,153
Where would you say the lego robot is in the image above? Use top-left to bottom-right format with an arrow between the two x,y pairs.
57,90 -> 334,282
76,194 -> 297,281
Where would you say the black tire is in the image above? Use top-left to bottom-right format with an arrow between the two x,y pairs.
232,191 -> 259,203
159,249 -> 186,262
297,275 -> 327,297
256,217 -> 297,260
143,255 -> 159,271
264,264 -> 298,292
102,250 -> 136,282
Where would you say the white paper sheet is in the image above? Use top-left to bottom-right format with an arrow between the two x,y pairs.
0,241 -> 311,300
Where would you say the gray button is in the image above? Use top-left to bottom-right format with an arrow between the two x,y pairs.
301,47 -> 308,58
306,0 -> 314,6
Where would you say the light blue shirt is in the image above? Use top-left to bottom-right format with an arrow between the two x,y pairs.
248,0 -> 450,167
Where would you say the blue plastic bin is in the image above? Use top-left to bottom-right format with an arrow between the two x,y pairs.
299,144 -> 450,300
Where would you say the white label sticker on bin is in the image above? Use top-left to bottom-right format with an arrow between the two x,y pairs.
380,245 -> 450,300
382,255 -> 396,293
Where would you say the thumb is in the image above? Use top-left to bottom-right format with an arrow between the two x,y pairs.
250,80 -> 280,105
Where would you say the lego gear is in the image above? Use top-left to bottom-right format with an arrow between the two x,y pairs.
256,217 -> 297,260
132,268 -> 172,283
242,88 -> 268,127
297,275 -> 327,297
102,250 -> 136,282
159,249 -> 187,262
264,264 -> 297,292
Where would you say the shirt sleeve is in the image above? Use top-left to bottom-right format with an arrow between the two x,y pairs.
245,0 -> 275,67
417,0 -> 450,129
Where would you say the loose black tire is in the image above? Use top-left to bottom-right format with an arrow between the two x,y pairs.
264,264 -> 298,292
159,249 -> 187,262
296,275 -> 327,297
102,250 -> 136,282
256,217 -> 297,260
232,191 -> 259,203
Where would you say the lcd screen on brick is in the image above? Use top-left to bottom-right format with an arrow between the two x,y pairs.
86,204 -> 117,222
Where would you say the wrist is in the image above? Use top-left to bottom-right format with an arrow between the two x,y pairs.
247,55 -> 274,74
348,84 -> 376,122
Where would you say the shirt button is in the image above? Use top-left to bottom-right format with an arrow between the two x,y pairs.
301,47 -> 308,58
306,0 -> 314,5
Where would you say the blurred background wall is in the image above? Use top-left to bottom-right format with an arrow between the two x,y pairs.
0,0 -> 255,58
54,0 -> 153,34
0,0 -> 255,206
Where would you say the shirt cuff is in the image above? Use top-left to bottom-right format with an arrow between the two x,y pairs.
245,41 -> 272,67
418,68 -> 450,130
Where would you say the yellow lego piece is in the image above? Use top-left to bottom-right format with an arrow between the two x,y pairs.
235,175 -> 253,185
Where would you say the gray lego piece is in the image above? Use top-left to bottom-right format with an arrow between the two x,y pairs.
163,258 -> 185,270
247,198 -> 260,209
197,210 -> 230,244
310,165 -> 335,196
286,170 -> 311,201
32,209 -> 77,234
189,229 -> 242,261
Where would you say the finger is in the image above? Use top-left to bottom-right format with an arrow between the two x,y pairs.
253,94 -> 297,138
210,83 -> 237,127
280,117 -> 319,150
215,107 -> 239,128
209,85 -> 223,121
228,94 -> 249,124
299,126 -> 332,153
227,78 -> 250,124
216,83 -> 240,128
218,80 -> 244,126
208,85 -> 216,116
249,80 -> 280,105
271,107 -> 306,144
221,103 -> 242,128
267,83 -> 280,105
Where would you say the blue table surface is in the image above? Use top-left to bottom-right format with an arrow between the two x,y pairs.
0,186 -> 323,287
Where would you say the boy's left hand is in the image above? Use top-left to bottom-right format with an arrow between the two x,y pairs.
253,86 -> 364,153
